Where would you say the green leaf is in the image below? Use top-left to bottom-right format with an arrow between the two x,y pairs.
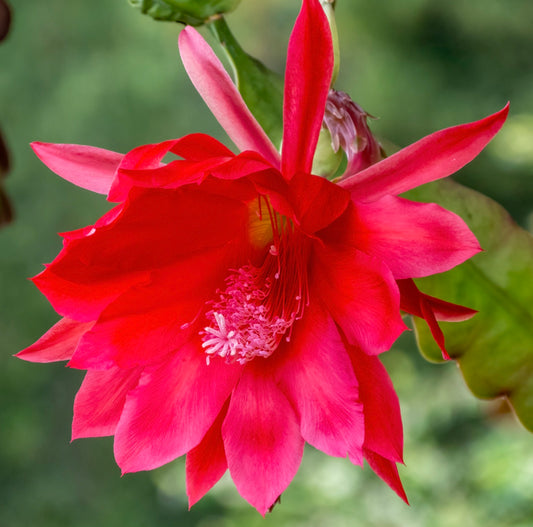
403,179 -> 533,432
129,0 -> 240,26
209,17 -> 284,148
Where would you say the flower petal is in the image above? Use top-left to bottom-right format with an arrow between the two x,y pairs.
277,302 -> 364,459
353,195 -> 481,279
179,27 -> 280,168
38,187 -> 248,321
72,366 -> 142,440
16,317 -> 93,363
70,244 -> 238,370
288,172 -> 350,233
110,134 -> 236,200
222,365 -> 304,515
31,142 -> 123,195
398,278 -> 477,322
313,244 -> 407,354
398,278 -> 478,360
114,341 -> 241,473
348,345 -> 403,463
364,449 -> 408,504
341,104 -> 509,202
281,0 -> 333,178
186,402 -> 229,508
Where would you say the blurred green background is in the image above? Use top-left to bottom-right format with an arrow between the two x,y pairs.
1,1 -> 533,525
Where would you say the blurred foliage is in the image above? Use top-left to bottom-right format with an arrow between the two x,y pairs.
0,0 -> 532,526
130,0 -> 240,26
0,0 -> 13,226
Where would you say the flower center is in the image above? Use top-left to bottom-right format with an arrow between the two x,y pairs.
201,237 -> 309,365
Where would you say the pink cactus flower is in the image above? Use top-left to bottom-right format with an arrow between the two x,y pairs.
17,0 -> 507,514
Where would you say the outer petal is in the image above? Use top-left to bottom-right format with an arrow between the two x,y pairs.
348,345 -> 403,463
222,365 -> 304,515
179,27 -> 280,168
398,278 -> 477,322
16,317 -> 93,363
398,278 -> 478,360
341,104 -> 509,202
72,366 -> 142,440
282,0 -> 333,178
186,402 -> 229,508
277,302 -> 364,460
353,195 -> 481,279
313,244 -> 407,354
31,142 -> 123,195
113,340 -> 241,473
364,449 -> 408,503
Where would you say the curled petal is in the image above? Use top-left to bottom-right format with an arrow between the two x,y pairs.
341,104 -> 509,201
31,142 -> 123,195
179,27 -> 280,168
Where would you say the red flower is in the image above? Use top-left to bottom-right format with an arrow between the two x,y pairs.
18,0 -> 507,514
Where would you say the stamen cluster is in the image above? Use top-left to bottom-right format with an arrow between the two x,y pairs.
201,264 -> 295,364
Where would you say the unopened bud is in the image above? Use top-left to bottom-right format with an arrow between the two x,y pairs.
129,0 -> 240,26
322,90 -> 383,179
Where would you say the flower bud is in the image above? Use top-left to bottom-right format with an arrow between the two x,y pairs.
129,0 -> 240,26
322,89 -> 384,179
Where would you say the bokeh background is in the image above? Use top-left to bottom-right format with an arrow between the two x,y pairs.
1,0 -> 533,525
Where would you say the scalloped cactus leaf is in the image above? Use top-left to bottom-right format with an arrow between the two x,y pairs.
404,178 -> 533,432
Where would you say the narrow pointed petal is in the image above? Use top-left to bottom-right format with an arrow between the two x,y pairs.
72,366 -> 142,440
16,317 -> 93,363
222,366 -> 304,515
31,142 -> 123,195
341,104 -> 509,202
281,0 -> 333,178
114,341 -> 241,473
277,303 -> 364,459
398,278 -> 478,359
349,345 -> 403,463
186,402 -> 229,508
313,244 -> 407,354
398,278 -> 477,322
364,449 -> 408,504
179,27 -> 280,168
353,195 -> 481,279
